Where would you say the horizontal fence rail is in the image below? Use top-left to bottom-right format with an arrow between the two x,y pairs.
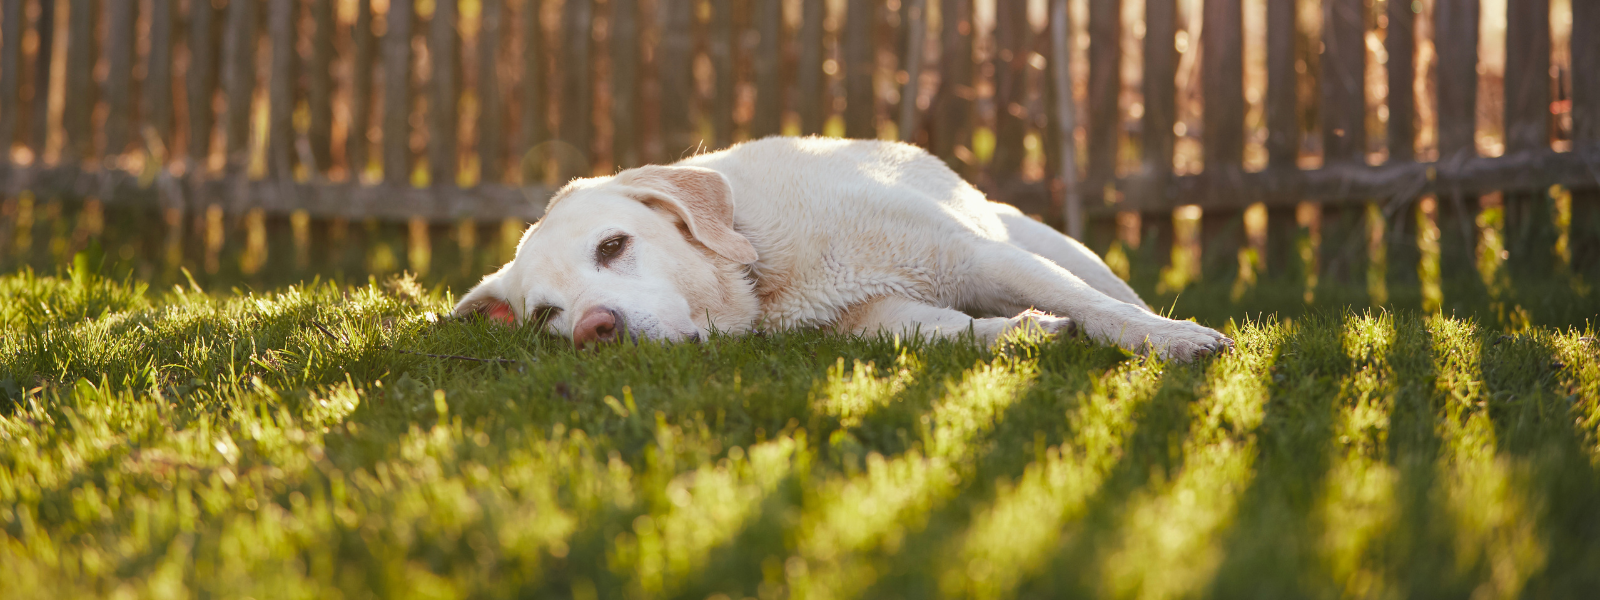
0,0 -> 1596,286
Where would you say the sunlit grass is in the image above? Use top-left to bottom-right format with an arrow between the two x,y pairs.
2,268 -> 1598,598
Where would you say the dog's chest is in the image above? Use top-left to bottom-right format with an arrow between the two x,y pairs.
749,242 -> 965,329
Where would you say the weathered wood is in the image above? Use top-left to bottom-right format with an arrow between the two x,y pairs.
63,0 -> 93,162
1085,0 -> 1120,186
383,0 -> 413,184
429,0 -> 459,187
1265,0 -> 1296,168
796,0 -> 825,135
221,0 -> 257,173
1576,0 -> 1600,142
144,0 -> 175,151
1503,0 -> 1549,153
0,0 -> 21,157
1143,0 -> 1177,172
29,0 -> 54,155
267,0 -> 297,179
709,0 -> 733,147
1321,0 -> 1365,163
989,0 -> 1028,181
478,0 -> 505,180
1384,0 -> 1413,162
609,0 -> 637,167
348,0 -> 375,179
656,0 -> 696,158
559,0 -> 592,178
0,162 -> 553,223
308,0 -> 336,172
897,0 -> 926,142
933,0 -> 971,170
102,0 -> 136,158
1435,0 -> 1477,157
1049,0 -> 1081,239
751,0 -> 782,139
517,0 -> 548,178
1094,143 -> 1600,215
843,0 -> 874,139
1201,0 -> 1242,168
186,0 -> 216,164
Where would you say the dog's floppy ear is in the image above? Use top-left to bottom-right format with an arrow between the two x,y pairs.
616,165 -> 758,264
454,270 -> 516,324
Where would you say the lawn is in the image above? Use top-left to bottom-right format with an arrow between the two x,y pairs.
2,261 -> 1598,599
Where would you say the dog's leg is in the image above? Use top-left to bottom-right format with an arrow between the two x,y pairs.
837,297 -> 1073,344
965,243 -> 1232,361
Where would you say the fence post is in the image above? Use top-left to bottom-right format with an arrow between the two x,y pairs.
843,0 -> 874,139
64,0 -> 94,163
1085,0 -> 1119,192
268,0 -> 297,180
308,0 -> 336,173
1385,0 -> 1414,164
1049,0 -> 1080,239
559,0 -> 593,180
429,0 -> 460,188
751,0 -> 783,139
518,0 -> 548,181
933,0 -> 972,172
1576,0 -> 1600,142
797,0 -> 825,136
610,0 -> 638,168
479,0 -> 506,181
383,0 -> 414,185
349,0 -> 375,181
897,0 -> 926,143
1,0 -> 23,160
145,0 -> 175,154
29,0 -> 53,156
710,0 -> 734,148
657,0 -> 696,160
989,0 -> 1028,182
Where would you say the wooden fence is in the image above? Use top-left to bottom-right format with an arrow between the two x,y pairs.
0,0 -> 1596,283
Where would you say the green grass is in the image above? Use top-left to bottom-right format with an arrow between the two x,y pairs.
2,263 -> 1599,599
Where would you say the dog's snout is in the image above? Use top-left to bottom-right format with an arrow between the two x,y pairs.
573,307 -> 621,347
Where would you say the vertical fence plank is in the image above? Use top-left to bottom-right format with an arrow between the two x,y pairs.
560,0 -> 592,179
268,0 -> 296,179
934,0 -> 971,171
990,0 -> 1028,181
1143,0 -> 1176,173
429,0 -> 459,187
1202,0 -> 1242,170
145,0 -> 174,152
308,0 -> 335,172
64,0 -> 93,162
1085,0 -> 1119,188
657,0 -> 695,158
751,0 -> 782,139
1503,0 -> 1549,153
349,0 -> 375,180
186,0 -> 216,166
517,0 -> 547,178
1049,0 -> 1080,238
103,0 -> 135,158
479,0 -> 505,180
0,0 -> 21,157
609,0 -> 637,167
1265,0 -> 1296,168
1385,0 -> 1413,162
710,0 -> 734,147
1575,0 -> 1599,142
843,0 -> 874,138
222,0 -> 257,173
1435,0 -> 1477,158
29,0 -> 53,156
383,0 -> 413,184
897,0 -> 926,142
797,0 -> 824,135
1321,0 -> 1365,163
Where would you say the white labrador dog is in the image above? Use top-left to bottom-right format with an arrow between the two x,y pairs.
455,137 -> 1231,361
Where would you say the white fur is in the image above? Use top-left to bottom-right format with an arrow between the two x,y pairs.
455,137 -> 1232,361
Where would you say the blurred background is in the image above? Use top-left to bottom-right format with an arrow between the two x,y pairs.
0,0 -> 1595,323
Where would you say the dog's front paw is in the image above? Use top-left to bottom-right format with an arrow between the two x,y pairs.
1133,317 -> 1233,362
1001,309 -> 1077,340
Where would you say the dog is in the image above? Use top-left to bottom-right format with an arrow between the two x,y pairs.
454,137 -> 1232,361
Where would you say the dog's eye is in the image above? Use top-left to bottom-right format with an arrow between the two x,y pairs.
597,235 -> 628,261
532,305 -> 562,326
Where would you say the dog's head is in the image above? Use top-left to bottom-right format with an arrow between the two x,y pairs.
454,165 -> 760,345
